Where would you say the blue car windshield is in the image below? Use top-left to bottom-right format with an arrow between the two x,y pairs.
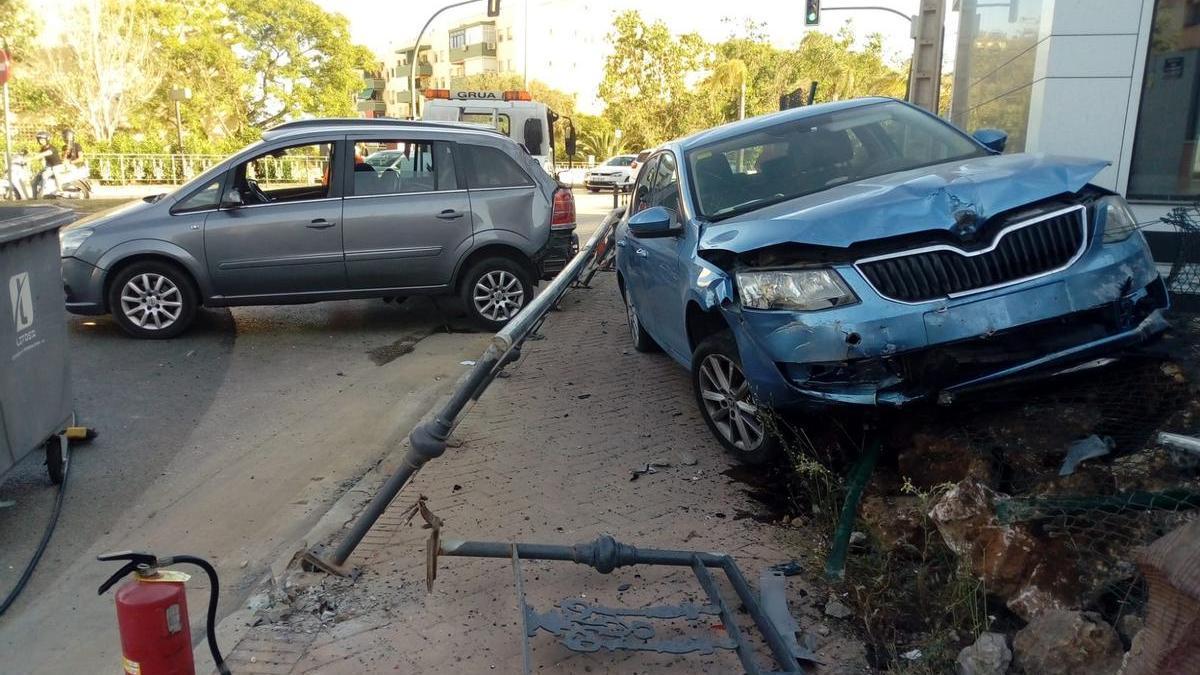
687,101 -> 988,221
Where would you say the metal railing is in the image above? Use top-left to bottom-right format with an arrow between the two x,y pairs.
303,206 -> 626,576
86,153 -> 330,186
89,153 -> 225,185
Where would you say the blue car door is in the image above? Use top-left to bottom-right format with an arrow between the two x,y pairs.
621,154 -> 660,328
631,152 -> 690,360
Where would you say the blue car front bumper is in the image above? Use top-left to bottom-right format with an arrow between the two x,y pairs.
725,234 -> 1170,409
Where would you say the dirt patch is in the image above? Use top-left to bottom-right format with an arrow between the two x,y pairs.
367,338 -> 418,366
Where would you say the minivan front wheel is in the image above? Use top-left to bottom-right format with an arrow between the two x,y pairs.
461,257 -> 532,331
692,332 -> 780,464
108,261 -> 197,339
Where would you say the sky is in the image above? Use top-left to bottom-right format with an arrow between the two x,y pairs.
317,0 -> 939,65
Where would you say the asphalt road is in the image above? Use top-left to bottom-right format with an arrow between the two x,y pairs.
0,190 -> 614,673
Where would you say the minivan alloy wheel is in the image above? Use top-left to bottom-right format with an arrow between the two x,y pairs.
698,353 -> 765,452
120,273 -> 183,330
472,270 -> 525,322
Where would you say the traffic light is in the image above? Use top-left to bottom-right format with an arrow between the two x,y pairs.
487,0 -> 501,17
805,0 -> 820,26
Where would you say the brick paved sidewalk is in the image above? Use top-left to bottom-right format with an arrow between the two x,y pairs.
222,273 -> 868,674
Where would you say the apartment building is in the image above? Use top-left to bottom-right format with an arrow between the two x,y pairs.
373,0 -> 616,119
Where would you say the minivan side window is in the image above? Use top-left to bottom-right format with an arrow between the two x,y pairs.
235,142 -> 334,205
462,144 -> 533,189
351,140 -> 458,196
173,179 -> 222,213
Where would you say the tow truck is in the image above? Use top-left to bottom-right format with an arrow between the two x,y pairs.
421,89 -> 574,177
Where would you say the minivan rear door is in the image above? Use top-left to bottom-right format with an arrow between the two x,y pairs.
341,136 -> 472,291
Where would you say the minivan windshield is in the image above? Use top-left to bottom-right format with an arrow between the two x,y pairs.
686,101 -> 988,221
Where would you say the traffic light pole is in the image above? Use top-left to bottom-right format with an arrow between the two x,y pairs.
806,4 -> 944,114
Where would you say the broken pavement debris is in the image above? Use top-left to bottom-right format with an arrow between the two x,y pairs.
928,479 -> 1083,621
1058,434 -> 1114,476
629,460 -> 670,481
1012,610 -> 1123,675
954,632 -> 1011,675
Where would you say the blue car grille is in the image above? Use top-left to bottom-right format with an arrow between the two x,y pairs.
856,205 -> 1087,303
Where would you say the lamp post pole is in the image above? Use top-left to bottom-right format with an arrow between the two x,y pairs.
408,0 -> 484,119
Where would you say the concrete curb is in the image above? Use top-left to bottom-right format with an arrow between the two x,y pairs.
193,356 -> 491,674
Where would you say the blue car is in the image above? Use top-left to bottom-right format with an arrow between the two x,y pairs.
615,98 -> 1168,463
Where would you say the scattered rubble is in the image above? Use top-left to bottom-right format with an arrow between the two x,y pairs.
859,494 -> 924,553
897,431 -> 991,488
1012,610 -> 1122,675
928,479 -> 1083,621
823,597 -> 853,619
954,632 -> 1010,675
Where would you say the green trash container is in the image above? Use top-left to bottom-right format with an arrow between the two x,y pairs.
0,205 -> 76,483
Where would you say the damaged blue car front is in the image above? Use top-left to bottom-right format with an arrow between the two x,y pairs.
615,98 -> 1168,463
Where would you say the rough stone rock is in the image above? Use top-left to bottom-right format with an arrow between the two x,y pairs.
897,432 -> 992,488
1117,613 -> 1144,647
824,598 -> 853,619
928,479 -> 1083,621
954,632 -> 1011,675
1012,610 -> 1122,675
860,494 -> 925,553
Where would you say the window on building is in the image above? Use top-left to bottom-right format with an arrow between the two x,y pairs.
450,31 -> 466,49
1128,0 -> 1200,201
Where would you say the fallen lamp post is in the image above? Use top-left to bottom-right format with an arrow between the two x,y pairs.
301,208 -> 625,577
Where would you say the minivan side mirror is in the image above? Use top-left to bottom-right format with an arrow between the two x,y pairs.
221,187 -> 243,209
565,120 -> 577,158
972,128 -> 1008,154
523,118 -> 544,156
628,206 -> 681,238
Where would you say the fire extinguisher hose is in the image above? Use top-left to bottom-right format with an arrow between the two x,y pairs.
0,444 -> 70,617
170,555 -> 232,675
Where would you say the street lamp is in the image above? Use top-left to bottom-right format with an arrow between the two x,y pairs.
168,87 -> 191,152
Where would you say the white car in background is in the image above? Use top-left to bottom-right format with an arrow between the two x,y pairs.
584,154 -> 637,192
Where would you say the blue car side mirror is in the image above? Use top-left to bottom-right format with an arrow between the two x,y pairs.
972,128 -> 1008,154
628,206 -> 682,238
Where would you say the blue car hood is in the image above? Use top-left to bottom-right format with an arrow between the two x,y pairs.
698,153 -> 1108,254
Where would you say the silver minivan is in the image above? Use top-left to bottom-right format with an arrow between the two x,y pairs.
60,118 -> 578,338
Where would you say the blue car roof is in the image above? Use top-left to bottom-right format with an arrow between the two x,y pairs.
677,96 -> 893,152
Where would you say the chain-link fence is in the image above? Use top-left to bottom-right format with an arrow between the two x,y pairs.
774,208 -> 1200,670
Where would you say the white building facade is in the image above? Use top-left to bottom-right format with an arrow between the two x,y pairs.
952,0 -> 1200,233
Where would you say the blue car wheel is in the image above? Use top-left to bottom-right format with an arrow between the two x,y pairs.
692,332 -> 780,464
624,296 -> 659,353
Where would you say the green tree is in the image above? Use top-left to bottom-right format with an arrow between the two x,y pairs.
573,113 -> 628,162
598,11 -> 707,149
225,0 -> 374,127
32,0 -> 164,142
0,0 -> 40,61
139,0 -> 256,151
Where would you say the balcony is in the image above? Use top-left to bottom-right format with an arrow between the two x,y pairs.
449,42 -> 497,63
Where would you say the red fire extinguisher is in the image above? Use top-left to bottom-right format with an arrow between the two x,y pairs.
98,551 -> 232,675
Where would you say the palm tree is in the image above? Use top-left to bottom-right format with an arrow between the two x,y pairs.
577,127 -> 628,163
710,59 -> 749,121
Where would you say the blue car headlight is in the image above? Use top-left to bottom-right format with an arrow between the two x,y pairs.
60,228 -> 93,257
736,268 -> 858,311
1099,195 -> 1139,244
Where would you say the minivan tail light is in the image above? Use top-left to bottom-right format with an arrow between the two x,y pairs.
551,188 -> 575,230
